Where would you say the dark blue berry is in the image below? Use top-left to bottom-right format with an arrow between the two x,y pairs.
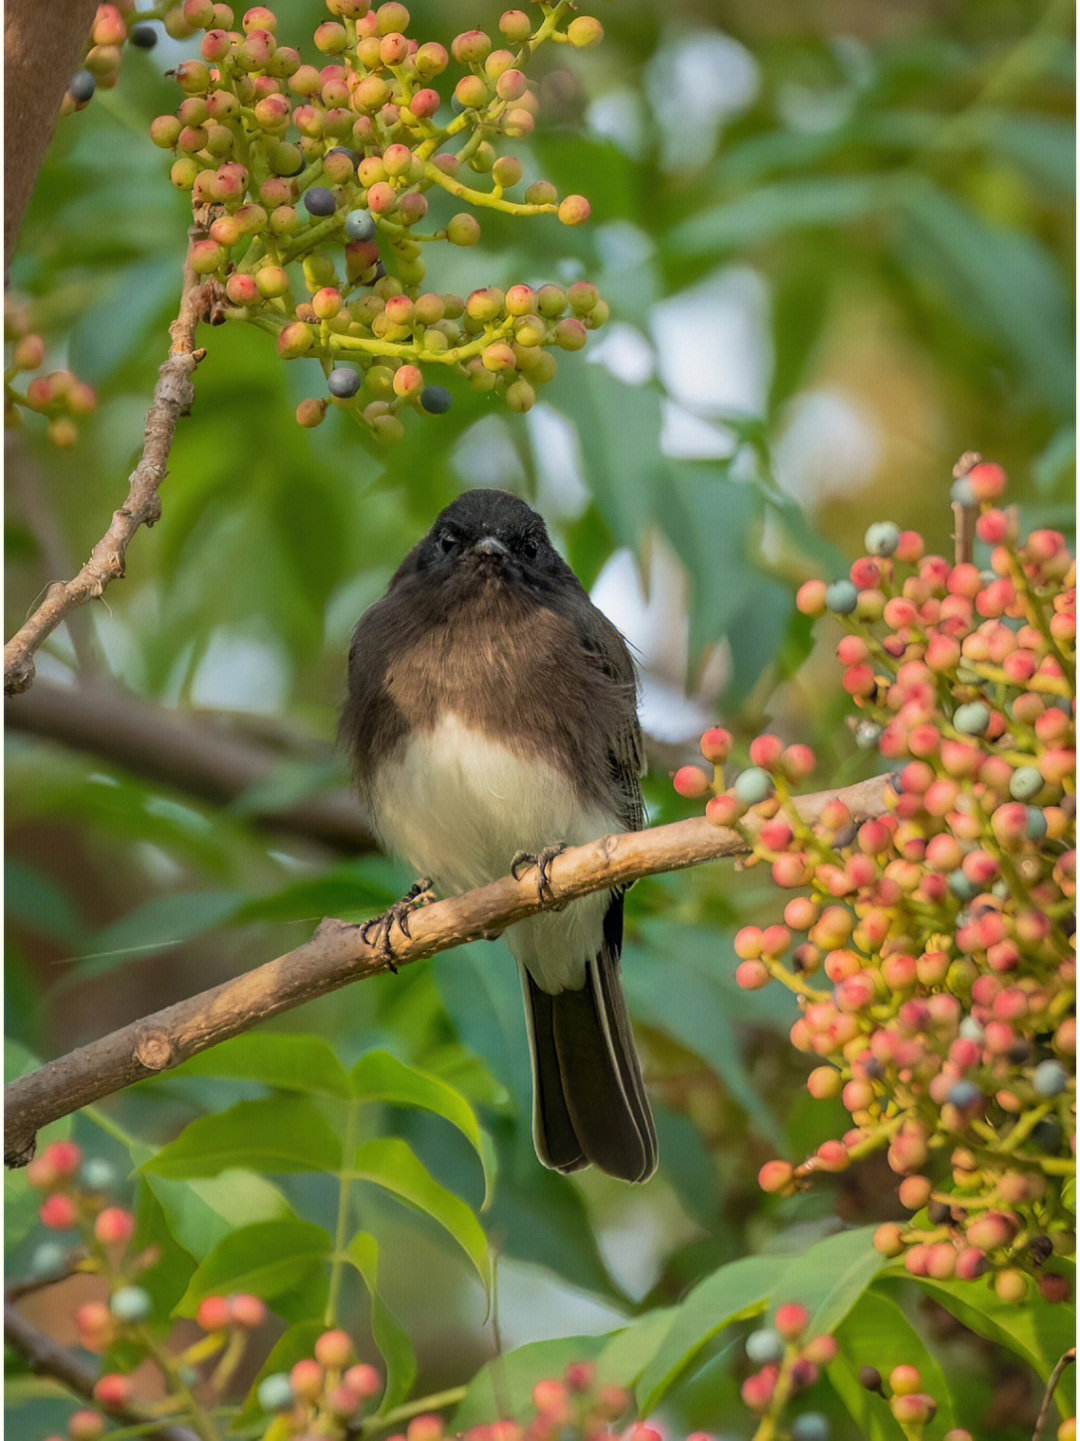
70,69 -> 97,102
345,209 -> 377,241
420,386 -> 452,414
303,187 -> 337,217
328,367 -> 362,398
130,24 -> 158,48
328,146 -> 359,165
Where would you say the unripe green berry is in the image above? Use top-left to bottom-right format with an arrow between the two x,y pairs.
499,10 -> 532,43
150,114 -> 182,148
525,180 -> 557,206
110,1286 -> 153,1322
505,378 -> 535,412
447,213 -> 481,246
255,265 -> 290,298
567,16 -> 603,47
277,322 -> 314,358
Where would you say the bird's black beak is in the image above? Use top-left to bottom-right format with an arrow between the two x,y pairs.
472,534 -> 509,559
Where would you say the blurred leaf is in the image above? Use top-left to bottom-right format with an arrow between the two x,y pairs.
350,1137 -> 490,1290
624,925 -> 790,1151
5,860 -> 87,947
173,1033 -> 353,1099
68,256 -> 181,384
668,176 -> 890,259
228,758 -> 345,818
350,1051 -> 497,1207
897,177 -> 1073,409
452,1335 -> 608,1429
144,1096 -> 343,1177
770,1226 -> 884,1336
344,1231 -> 419,1412
830,1288 -> 956,1439
177,1218 -> 333,1311
636,1255 -> 779,1410
76,889 -> 246,979
880,1267 -> 1076,1396
546,364 -> 662,550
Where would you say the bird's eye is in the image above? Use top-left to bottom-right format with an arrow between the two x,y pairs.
438,529 -> 457,554
519,537 -> 538,560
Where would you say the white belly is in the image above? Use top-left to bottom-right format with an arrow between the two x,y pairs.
371,713 -> 615,991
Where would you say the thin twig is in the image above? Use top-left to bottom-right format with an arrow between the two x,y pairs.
3,237 -> 220,696
3,772 -> 891,1166
1032,1346 -> 1075,1441
951,450 -> 981,565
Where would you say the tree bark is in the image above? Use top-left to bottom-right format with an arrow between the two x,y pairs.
5,0 -> 99,273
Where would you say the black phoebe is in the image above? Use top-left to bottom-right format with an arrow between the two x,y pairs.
341,489 -> 657,1182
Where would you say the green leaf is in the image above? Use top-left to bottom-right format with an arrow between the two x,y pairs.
768,1226 -> 885,1336
595,1307 -> 679,1389
624,925 -> 790,1151
453,1335 -> 609,1430
79,889 -> 247,977
831,1288 -> 956,1438
350,1137 -> 491,1291
344,1231 -> 418,1412
5,860 -> 87,948
143,1096 -> 342,1178
880,1267 -> 1075,1404
177,1218 -> 333,1312
350,1050 -> 497,1206
143,1168 -> 296,1261
668,176 -> 891,259
172,1033 -> 352,1099
546,363 -> 662,551
636,1255 -> 779,1411
897,177 -> 1073,410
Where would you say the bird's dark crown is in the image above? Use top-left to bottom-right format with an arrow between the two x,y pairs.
414,489 -> 557,578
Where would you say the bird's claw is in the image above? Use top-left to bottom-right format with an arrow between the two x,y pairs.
359,877 -> 435,971
511,844 -> 569,909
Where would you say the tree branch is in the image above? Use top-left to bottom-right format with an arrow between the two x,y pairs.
4,248 -> 220,696
4,772 -> 890,1166
4,1297 -> 200,1441
6,678 -> 375,851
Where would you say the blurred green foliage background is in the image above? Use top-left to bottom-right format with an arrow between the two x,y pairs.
5,1 -> 1074,1435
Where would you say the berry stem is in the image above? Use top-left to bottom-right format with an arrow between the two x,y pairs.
423,162 -> 558,216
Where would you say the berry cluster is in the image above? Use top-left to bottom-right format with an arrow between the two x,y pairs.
135,0 -> 607,437
739,1303 -> 837,1440
675,459 -> 1075,1300
256,1329 -> 382,1434
61,3 -> 160,115
5,299 -> 98,447
22,1140 -> 276,1420
858,1362 -> 976,1441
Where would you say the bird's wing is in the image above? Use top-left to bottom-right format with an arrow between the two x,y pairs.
579,609 -> 645,835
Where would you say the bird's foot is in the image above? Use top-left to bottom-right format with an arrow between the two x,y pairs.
359,877 -> 436,972
511,844 -> 569,909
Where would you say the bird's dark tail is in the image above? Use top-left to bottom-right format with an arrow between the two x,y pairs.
521,893 -> 657,1183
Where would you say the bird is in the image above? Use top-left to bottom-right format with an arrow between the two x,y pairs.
340,488 -> 657,1182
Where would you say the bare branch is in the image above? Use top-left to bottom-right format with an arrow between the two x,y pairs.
4,772 -> 890,1166
4,248 -> 220,696
6,678 -> 375,851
